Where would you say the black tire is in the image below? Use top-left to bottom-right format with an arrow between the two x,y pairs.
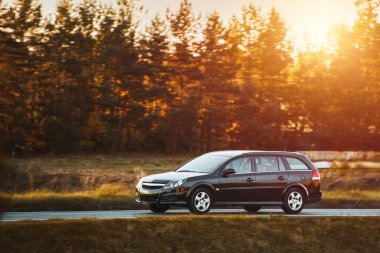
148,204 -> 170,213
281,188 -> 305,214
188,188 -> 213,214
243,205 -> 261,213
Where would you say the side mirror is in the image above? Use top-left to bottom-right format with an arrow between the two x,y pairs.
223,168 -> 236,177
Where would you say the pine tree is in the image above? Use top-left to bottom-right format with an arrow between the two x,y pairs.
291,45 -> 331,150
165,0 -> 201,152
0,0 -> 42,154
39,0 -> 95,152
196,12 -> 239,151
353,0 -> 380,149
139,14 -> 171,150
93,0 -> 144,151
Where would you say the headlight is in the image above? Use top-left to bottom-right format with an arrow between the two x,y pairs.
136,178 -> 143,188
164,178 -> 187,189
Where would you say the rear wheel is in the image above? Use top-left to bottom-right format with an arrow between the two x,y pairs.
148,204 -> 170,213
282,188 -> 305,214
188,188 -> 213,214
243,205 -> 261,213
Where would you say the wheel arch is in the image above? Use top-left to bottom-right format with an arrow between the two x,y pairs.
186,182 -> 216,200
282,183 -> 309,198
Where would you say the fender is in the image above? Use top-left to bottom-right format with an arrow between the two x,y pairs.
186,182 -> 217,199
282,183 -> 309,196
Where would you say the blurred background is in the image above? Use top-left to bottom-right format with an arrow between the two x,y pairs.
0,0 -> 379,211
1,3 -> 380,253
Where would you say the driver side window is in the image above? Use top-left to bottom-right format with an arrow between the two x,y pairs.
225,157 -> 252,174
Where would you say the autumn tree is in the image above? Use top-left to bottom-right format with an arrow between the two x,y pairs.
139,14 -> 171,150
0,0 -> 42,154
233,6 -> 293,150
0,0 -> 379,154
165,0 -> 201,152
195,12 -> 239,151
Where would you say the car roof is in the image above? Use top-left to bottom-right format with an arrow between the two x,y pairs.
205,150 -> 303,157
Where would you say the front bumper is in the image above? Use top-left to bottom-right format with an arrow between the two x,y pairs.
135,187 -> 188,206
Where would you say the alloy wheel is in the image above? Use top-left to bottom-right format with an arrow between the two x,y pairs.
287,191 -> 303,211
195,191 -> 210,211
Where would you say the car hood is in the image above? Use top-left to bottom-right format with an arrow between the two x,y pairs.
141,171 -> 206,184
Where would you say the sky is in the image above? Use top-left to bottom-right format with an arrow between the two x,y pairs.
4,0 -> 358,49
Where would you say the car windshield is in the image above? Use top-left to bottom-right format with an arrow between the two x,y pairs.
176,154 -> 230,173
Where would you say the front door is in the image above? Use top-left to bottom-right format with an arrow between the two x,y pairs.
252,156 -> 288,202
217,156 -> 255,203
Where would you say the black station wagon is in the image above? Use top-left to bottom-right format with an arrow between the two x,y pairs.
135,151 -> 322,214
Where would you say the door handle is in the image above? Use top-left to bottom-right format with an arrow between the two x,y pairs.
246,177 -> 254,182
278,176 -> 286,181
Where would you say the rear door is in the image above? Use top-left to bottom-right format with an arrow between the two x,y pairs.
217,156 -> 255,202
252,156 -> 289,202
283,156 -> 313,186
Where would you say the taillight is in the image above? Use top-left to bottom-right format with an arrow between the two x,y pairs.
312,170 -> 320,181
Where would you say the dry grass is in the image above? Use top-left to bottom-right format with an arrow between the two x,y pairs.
324,190 -> 380,200
9,153 -> 191,174
1,216 -> 379,253
4,154 -> 191,192
1,184 -> 141,211
314,190 -> 380,208
2,183 -> 133,199
6,154 -> 380,192
2,185 -> 380,211
2,154 -> 380,211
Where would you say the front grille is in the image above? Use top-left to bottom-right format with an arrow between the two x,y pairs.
140,194 -> 159,203
142,184 -> 164,190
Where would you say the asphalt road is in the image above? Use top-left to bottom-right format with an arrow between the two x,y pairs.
2,209 -> 380,221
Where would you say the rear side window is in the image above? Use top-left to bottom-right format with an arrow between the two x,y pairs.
285,157 -> 310,170
255,156 -> 279,172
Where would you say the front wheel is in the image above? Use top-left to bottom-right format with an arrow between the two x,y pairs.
282,188 -> 305,214
148,204 -> 170,213
188,188 -> 213,214
243,205 -> 261,213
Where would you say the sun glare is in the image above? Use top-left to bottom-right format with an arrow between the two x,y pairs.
3,0 -> 357,50
282,0 -> 356,50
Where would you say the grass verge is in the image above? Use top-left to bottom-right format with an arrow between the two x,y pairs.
2,185 -> 380,211
1,184 -> 142,211
310,190 -> 380,209
1,216 -> 379,253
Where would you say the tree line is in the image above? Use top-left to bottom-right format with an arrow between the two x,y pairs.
0,0 -> 379,155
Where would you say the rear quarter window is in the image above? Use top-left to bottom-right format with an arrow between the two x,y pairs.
285,157 -> 310,170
